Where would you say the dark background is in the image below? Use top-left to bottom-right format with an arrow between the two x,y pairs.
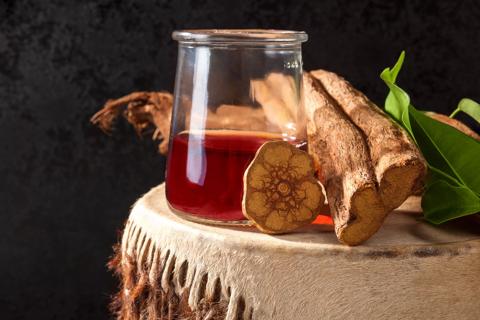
1,0 -> 479,319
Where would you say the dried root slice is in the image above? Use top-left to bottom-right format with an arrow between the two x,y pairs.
90,91 -> 173,154
242,141 -> 325,234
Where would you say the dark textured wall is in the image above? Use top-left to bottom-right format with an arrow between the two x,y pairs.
1,0 -> 479,319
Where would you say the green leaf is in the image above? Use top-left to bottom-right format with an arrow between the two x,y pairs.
384,90 -> 411,130
380,51 -> 480,223
380,52 -> 412,133
427,166 -> 462,188
423,179 -> 480,224
409,106 -> 480,195
450,98 -> 480,123
389,50 -> 405,83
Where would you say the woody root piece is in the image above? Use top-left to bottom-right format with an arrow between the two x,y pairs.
90,92 -> 174,154
304,74 -> 386,245
91,92 -> 273,154
304,72 -> 427,245
90,73 -> 302,156
310,70 -> 427,211
250,73 -> 306,139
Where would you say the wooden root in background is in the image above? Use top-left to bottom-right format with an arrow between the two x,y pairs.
90,92 -> 173,154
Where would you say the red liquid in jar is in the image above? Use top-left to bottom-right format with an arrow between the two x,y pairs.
166,130 -> 292,221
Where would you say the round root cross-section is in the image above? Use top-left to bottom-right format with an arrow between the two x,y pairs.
242,141 -> 325,234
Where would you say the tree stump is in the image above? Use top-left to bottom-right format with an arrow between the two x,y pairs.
111,184 -> 480,320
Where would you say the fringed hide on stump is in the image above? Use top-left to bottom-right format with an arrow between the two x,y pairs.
110,184 -> 480,320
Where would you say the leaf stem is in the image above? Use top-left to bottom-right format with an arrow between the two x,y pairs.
449,108 -> 460,118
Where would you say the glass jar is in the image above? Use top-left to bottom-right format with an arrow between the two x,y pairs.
166,29 -> 308,225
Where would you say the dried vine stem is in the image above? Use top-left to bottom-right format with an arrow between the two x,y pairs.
91,92 -> 173,154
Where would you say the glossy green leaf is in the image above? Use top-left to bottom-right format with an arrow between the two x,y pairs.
409,106 -> 480,194
427,166 -> 462,188
450,98 -> 480,123
380,52 -> 412,134
388,50 -> 405,83
380,52 -> 480,223
423,179 -> 480,224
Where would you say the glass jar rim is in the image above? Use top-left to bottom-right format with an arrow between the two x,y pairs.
172,29 -> 308,44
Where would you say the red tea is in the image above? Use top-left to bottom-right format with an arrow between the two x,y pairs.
166,130 -> 292,221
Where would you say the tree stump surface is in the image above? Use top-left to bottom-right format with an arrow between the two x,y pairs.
114,183 -> 480,320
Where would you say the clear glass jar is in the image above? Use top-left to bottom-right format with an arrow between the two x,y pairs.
166,29 -> 308,225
